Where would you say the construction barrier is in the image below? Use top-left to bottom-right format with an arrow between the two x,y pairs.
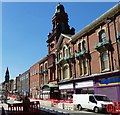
106,102 -> 120,114
7,101 -> 41,115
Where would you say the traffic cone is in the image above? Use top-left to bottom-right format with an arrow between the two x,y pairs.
1,106 -> 6,115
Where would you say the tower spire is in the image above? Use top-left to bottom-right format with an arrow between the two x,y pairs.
5,67 -> 10,82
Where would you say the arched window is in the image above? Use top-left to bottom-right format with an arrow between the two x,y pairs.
68,47 -> 72,56
63,47 -> 66,57
63,66 -> 69,79
83,59 -> 87,74
78,43 -> 81,52
45,63 -> 47,69
82,40 -> 86,50
79,61 -> 82,75
99,30 -> 106,42
60,51 -> 62,58
101,51 -> 109,71
40,66 -> 43,72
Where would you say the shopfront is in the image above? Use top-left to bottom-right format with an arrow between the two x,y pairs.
94,71 -> 120,102
75,80 -> 94,94
42,84 -> 59,99
59,83 -> 73,99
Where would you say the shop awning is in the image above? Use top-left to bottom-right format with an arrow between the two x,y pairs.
42,84 -> 58,90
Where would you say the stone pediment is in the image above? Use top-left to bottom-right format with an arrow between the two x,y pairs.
56,33 -> 72,50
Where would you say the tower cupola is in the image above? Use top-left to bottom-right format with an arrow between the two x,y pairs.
55,3 -> 65,14
47,3 -> 75,44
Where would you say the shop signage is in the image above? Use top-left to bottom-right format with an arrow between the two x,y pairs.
99,77 -> 120,84
59,83 -> 73,89
75,80 -> 93,88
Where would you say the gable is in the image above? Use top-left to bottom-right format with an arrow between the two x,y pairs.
56,34 -> 72,50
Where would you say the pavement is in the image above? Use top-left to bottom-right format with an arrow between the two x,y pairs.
0,100 -> 110,115
40,104 -> 109,115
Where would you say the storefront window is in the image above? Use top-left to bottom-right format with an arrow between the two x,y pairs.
81,88 -> 94,94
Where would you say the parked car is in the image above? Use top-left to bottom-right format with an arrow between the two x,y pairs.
73,94 -> 113,113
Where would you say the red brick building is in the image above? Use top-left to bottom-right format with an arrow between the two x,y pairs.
30,63 -> 40,98
29,3 -> 120,102
57,3 -> 120,102
44,3 -> 75,99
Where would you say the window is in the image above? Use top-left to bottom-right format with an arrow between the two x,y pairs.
40,77 -> 44,85
68,47 -> 72,56
99,30 -> 106,42
79,61 -> 82,75
89,96 -> 96,103
66,49 -> 68,57
82,40 -> 86,50
63,47 -> 66,57
60,52 -> 62,59
101,51 -> 109,71
45,74 -> 48,84
95,96 -> 111,102
83,59 -> 87,74
45,63 -> 47,69
69,64 -> 72,78
40,66 -> 43,72
78,43 -> 81,52
63,66 -> 68,79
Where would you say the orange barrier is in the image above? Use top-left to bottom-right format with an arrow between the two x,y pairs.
106,102 -> 120,114
52,99 -> 59,105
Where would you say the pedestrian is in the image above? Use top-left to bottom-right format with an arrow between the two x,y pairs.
1,106 -> 6,115
23,96 -> 30,112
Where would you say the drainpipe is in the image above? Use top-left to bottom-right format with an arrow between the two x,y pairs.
72,43 -> 76,94
107,22 -> 114,71
113,16 -> 120,69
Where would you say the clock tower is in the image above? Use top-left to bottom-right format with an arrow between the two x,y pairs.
47,3 -> 75,46
47,3 -> 75,85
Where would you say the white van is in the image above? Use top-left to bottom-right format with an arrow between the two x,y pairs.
73,94 -> 113,113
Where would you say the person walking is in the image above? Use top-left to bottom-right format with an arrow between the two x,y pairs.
1,106 -> 6,115
23,96 -> 30,112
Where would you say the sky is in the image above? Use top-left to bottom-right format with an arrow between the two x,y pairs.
1,2 -> 118,82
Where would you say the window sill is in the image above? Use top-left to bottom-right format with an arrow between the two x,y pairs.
101,68 -> 110,73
